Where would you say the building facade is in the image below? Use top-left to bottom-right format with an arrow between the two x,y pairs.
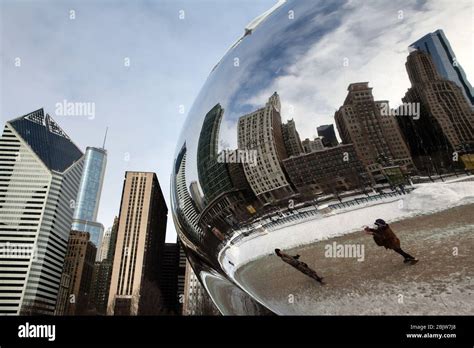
237,92 -> 293,204
97,226 -> 112,262
56,231 -> 96,315
71,146 -> 107,247
177,243 -> 186,314
182,260 -> 219,316
283,144 -> 368,196
159,243 -> 180,313
88,216 -> 119,314
281,119 -> 304,157
335,82 -> 413,182
107,172 -> 167,315
0,109 -> 83,315
302,137 -> 324,153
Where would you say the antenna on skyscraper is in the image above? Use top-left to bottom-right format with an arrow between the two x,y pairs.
102,127 -> 108,149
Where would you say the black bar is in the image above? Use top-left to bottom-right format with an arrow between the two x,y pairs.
0,316 -> 472,346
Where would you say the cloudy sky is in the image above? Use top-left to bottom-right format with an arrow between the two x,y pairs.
0,0 -> 275,242
251,0 -> 474,141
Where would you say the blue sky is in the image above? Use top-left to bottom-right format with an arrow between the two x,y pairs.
0,0 -> 275,242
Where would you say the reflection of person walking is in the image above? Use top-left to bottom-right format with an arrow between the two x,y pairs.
364,219 -> 418,264
275,249 -> 325,285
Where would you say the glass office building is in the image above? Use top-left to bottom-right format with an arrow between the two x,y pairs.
0,109 -> 84,315
71,146 -> 107,246
409,29 -> 474,107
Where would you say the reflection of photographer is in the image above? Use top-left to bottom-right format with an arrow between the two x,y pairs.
364,219 -> 418,264
275,249 -> 324,284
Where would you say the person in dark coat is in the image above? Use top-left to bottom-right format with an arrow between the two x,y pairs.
364,219 -> 418,264
275,249 -> 325,284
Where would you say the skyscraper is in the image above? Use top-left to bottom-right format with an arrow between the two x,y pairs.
177,243 -> 186,314
400,50 -> 474,170
55,231 -> 96,315
107,172 -> 168,315
238,92 -> 293,204
0,109 -> 83,315
97,226 -> 112,262
409,29 -> 474,107
88,217 -> 119,314
317,124 -> 339,147
71,146 -> 107,247
159,243 -> 180,313
281,119 -> 304,157
335,83 -> 414,182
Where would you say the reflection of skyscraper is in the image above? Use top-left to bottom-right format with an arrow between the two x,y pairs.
108,172 -> 167,315
302,137 -> 324,153
71,146 -> 107,247
335,83 -> 413,181
197,104 -> 233,203
238,93 -> 293,204
317,124 -> 339,147
409,29 -> 474,107
400,50 -> 474,168
282,119 -> 304,156
189,181 -> 204,212
283,144 -> 367,196
0,109 -> 83,315
174,144 -> 204,243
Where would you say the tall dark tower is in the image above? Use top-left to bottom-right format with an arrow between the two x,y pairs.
107,172 -> 168,315
317,124 -> 339,147
409,29 -> 474,107
399,50 -> 474,172
197,104 -> 233,203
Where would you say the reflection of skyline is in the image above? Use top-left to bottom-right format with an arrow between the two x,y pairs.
183,28 -> 474,242
178,1 -> 473,201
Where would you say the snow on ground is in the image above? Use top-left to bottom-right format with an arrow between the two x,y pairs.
220,177 -> 474,276
232,215 -> 474,315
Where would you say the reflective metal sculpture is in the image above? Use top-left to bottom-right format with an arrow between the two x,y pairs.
171,0 -> 474,315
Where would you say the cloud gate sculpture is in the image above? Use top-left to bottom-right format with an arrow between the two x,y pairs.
171,0 -> 474,315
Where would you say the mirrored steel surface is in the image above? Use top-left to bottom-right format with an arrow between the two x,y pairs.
171,0 -> 474,315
